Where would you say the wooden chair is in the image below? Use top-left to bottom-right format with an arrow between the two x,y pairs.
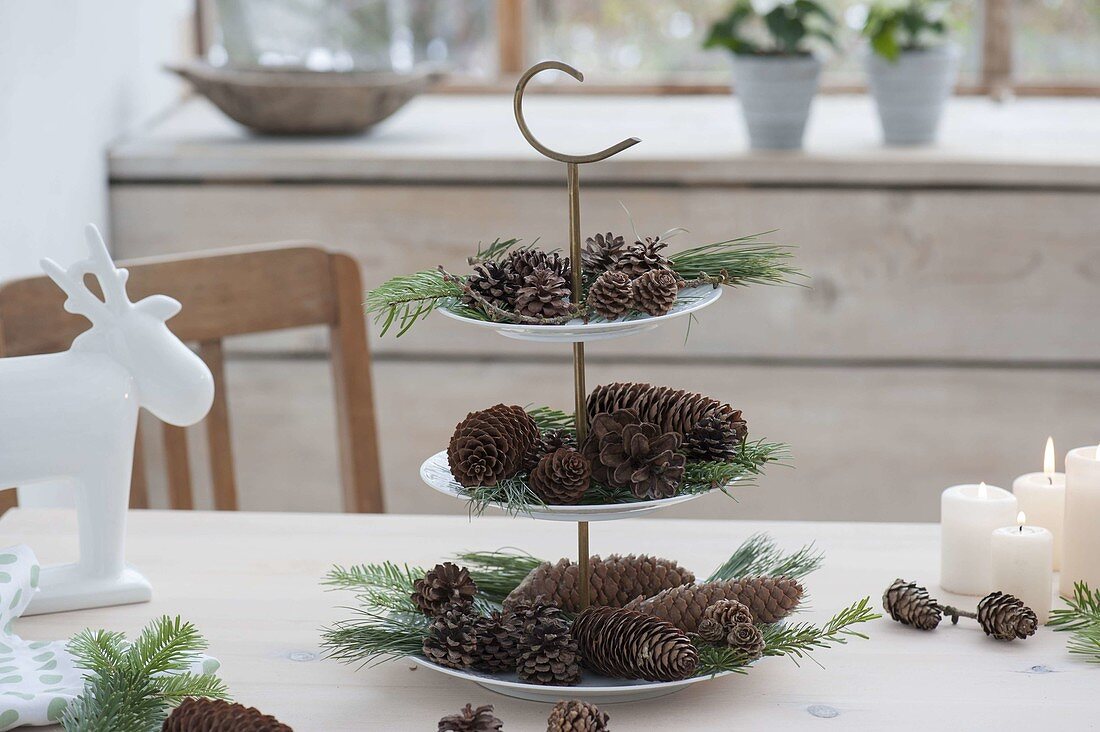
0,244 -> 384,514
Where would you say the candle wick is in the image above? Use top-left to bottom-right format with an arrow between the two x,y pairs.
1019,524 -> 1023,533
1048,475 -> 1053,486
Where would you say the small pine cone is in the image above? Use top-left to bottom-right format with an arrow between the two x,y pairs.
515,266 -> 572,319
423,602 -> 481,669
524,428 -> 579,470
529,448 -> 591,505
977,591 -> 1038,641
412,562 -> 478,617
582,232 -> 626,274
448,404 -> 539,487
504,555 -> 695,613
696,618 -> 726,644
438,704 -> 503,732
726,622 -> 765,660
506,601 -> 567,635
684,414 -> 747,462
882,579 -> 942,631
584,415 -> 685,499
630,269 -> 681,317
586,270 -> 633,320
463,261 -> 516,313
517,618 -> 581,686
505,249 -> 570,284
162,698 -> 291,732
572,606 -> 698,682
625,577 -> 804,631
704,599 -> 755,629
546,700 -> 610,732
616,237 -> 671,278
473,612 -> 521,673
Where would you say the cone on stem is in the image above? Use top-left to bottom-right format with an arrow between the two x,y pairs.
977,591 -> 1038,641
882,579 -> 943,631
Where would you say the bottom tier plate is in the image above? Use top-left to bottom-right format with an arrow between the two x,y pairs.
413,657 -> 735,703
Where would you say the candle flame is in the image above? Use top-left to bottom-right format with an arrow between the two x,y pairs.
978,482 -> 988,499
1044,437 -> 1055,476
1017,511 -> 1026,526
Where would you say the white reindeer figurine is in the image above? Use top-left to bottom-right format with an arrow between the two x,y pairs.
0,225 -> 213,615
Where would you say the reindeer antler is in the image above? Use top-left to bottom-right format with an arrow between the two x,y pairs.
40,224 -> 133,325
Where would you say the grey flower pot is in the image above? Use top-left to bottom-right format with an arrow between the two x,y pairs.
731,55 -> 822,151
863,45 -> 959,146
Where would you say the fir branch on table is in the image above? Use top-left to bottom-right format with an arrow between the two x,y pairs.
669,233 -> 803,288
321,607 -> 430,667
1048,581 -> 1100,662
364,269 -> 470,337
706,533 -> 824,582
452,549 -> 544,604
61,616 -> 228,732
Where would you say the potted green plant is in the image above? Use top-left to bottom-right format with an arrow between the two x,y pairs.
860,0 -> 958,145
704,0 -> 838,150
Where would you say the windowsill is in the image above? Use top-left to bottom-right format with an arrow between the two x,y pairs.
109,94 -> 1100,189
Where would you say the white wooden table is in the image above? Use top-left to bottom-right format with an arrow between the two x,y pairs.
0,509 -> 1090,729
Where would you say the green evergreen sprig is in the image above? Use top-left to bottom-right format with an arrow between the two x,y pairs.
61,616 -> 228,732
364,269 -> 469,337
706,533 -> 823,582
1048,581 -> 1100,662
668,234 -> 802,288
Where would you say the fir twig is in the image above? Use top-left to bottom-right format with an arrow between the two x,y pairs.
669,233 -> 803,288
364,270 -> 468,337
526,406 -> 575,432
1048,581 -> 1100,662
467,237 -> 524,265
321,608 -> 430,667
453,549 -> 544,604
707,533 -> 824,582
462,477 -> 550,518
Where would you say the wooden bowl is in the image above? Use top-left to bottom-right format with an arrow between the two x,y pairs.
167,61 -> 442,136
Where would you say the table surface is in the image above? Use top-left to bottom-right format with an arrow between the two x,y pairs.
0,509 -> 1092,730
109,95 -> 1100,188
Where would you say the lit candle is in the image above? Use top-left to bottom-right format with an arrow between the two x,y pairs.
1060,444 -> 1100,597
991,512 -> 1053,623
941,482 -> 1019,595
1012,436 -> 1066,569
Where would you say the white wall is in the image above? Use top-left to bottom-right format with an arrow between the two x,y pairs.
0,0 -> 194,279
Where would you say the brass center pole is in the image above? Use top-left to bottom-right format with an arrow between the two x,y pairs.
568,162 -> 591,611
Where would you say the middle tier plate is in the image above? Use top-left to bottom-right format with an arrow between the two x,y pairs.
421,450 -> 732,521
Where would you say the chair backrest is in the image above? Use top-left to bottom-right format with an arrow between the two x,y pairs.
0,243 -> 384,514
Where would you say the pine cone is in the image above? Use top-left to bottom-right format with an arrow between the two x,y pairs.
524,428 -> 578,470
546,700 -> 610,732
703,599 -> 755,630
473,612 -> 521,673
504,555 -> 695,613
582,232 -> 626,274
580,409 -> 639,487
684,415 -> 745,462
586,270 -> 633,320
585,416 -> 685,499
162,698 -> 291,732
977,591 -> 1038,641
412,562 -> 478,617
448,404 -> 539,487
882,579 -> 942,631
515,266 -> 572,319
463,261 -> 516,313
517,617 -> 581,686
505,249 -> 570,283
506,601 -> 567,635
423,602 -> 480,669
616,237 -> 670,278
572,606 -> 698,682
726,622 -> 765,660
630,269 -> 681,317
438,704 -> 503,732
529,448 -> 591,505
625,577 -> 804,631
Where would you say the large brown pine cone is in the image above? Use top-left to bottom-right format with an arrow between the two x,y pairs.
582,232 -> 626,274
630,269 -> 681,317
580,409 -> 639,487
625,577 -> 804,631
505,249 -> 570,283
572,606 -> 698,682
162,698 -> 291,732
473,612 -> 521,673
616,237 -> 670,278
448,404 -> 539,487
546,700 -> 610,732
586,270 -> 633,320
882,579 -> 942,631
515,266 -> 572,319
529,448 -> 591,505
463,261 -> 516,313
517,617 -> 581,686
585,416 -> 686,499
977,591 -> 1038,641
412,562 -> 478,616
438,704 -> 504,732
726,622 -> 765,660
504,555 -> 695,613
422,602 -> 481,669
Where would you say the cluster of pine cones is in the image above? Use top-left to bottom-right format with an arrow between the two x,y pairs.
438,700 -> 609,732
464,249 -> 574,320
583,233 -> 683,319
882,578 -> 1038,641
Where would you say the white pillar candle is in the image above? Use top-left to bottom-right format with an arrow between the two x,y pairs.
991,513 -> 1053,623
941,483 -> 1018,596
1012,437 -> 1065,570
1060,445 -> 1100,597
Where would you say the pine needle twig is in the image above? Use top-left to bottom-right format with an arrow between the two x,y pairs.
364,270 -> 468,336
453,549 -> 544,604
526,406 -> 575,431
1048,581 -> 1100,662
707,533 -> 824,582
669,233 -> 803,288
321,608 -> 430,667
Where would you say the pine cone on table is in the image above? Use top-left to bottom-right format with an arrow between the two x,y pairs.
515,266 -> 572,319
585,417 -> 686,499
529,448 -> 591,505
882,579 -> 943,631
504,555 -> 695,613
505,249 -> 570,283
630,269 -> 681,317
625,577 -> 804,632
616,237 -> 670,278
422,602 -> 481,669
448,404 -> 539,487
463,261 -> 516,313
516,617 -> 581,686
586,270 -> 633,320
977,591 -> 1038,641
546,700 -> 610,732
473,612 -> 521,673
412,562 -> 478,617
582,232 -> 626,274
726,622 -> 765,660
437,704 -> 504,732
162,699 -> 292,732
572,606 -> 698,682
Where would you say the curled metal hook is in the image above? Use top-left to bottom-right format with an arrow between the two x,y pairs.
513,61 -> 641,165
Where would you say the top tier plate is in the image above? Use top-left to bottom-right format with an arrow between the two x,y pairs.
436,284 -> 721,342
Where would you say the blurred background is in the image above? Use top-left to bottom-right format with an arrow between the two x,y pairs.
1,0 -> 1098,521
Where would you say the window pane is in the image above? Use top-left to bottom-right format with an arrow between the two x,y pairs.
1014,0 -> 1100,81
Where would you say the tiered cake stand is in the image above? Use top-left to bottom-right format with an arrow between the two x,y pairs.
417,62 -> 733,702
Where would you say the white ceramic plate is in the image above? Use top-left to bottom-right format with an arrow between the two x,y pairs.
436,284 -> 722,342
420,451 -> 735,522
413,656 -> 735,703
